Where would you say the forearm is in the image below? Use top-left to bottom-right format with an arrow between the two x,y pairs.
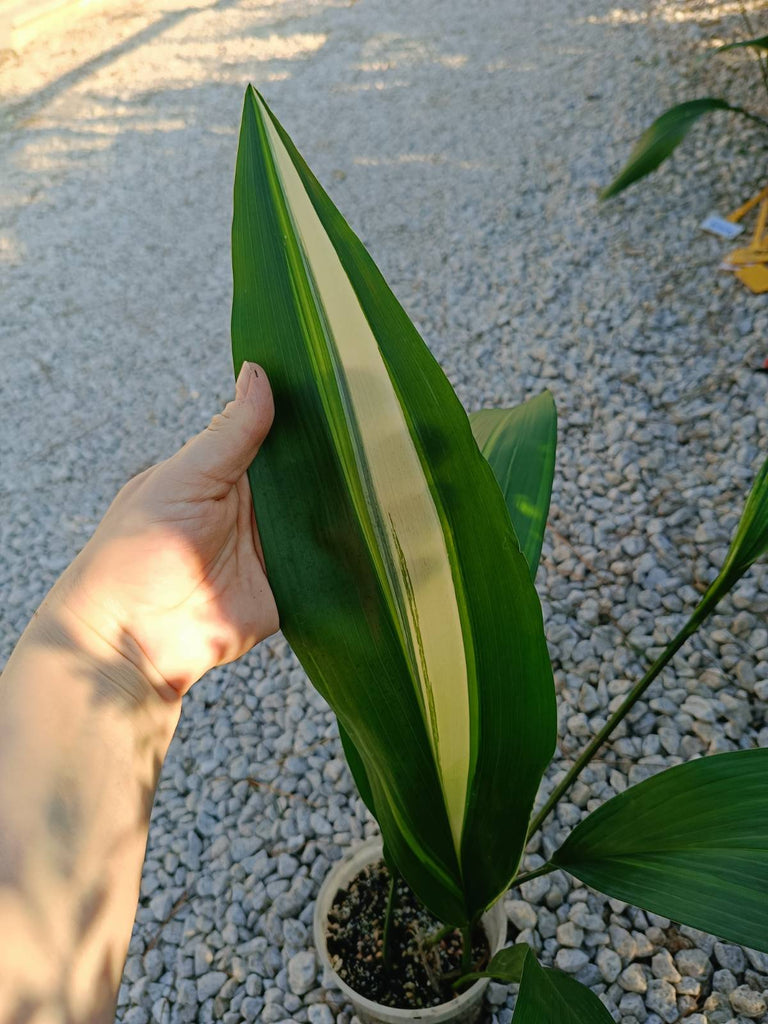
0,586 -> 181,1024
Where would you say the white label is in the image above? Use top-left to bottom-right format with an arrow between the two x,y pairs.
701,214 -> 744,240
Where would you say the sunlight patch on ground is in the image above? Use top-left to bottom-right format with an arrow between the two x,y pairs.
0,0 -> 335,226
357,33 -> 467,73
585,0 -> 765,27
485,58 -> 538,73
353,153 -> 488,172
0,0 -> 333,108
356,54 -> 466,72
16,132 -> 114,173
0,232 -> 24,265
334,78 -> 410,93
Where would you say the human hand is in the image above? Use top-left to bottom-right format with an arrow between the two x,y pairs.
46,361 -> 279,700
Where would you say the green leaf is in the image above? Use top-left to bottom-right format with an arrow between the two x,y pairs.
457,942 -> 529,986
231,86 -> 556,924
601,98 -> 731,199
551,749 -> 768,952
470,391 -> 557,578
717,35 -> 768,53
513,949 -> 615,1023
674,452 -> 768,640
701,455 -> 768,609
338,720 -> 378,818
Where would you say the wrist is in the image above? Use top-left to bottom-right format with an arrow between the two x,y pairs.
26,568 -> 183,716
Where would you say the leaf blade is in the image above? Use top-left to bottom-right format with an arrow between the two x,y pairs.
232,87 -> 556,922
601,98 -> 731,199
457,943 -> 529,986
717,35 -> 768,53
710,454 -> 768,593
470,391 -> 557,578
256,90 -> 473,851
551,749 -> 768,951
232,87 -> 464,921
338,720 -> 378,817
513,950 -> 615,1024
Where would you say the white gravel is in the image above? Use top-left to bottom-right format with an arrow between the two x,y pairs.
1,1 -> 767,1023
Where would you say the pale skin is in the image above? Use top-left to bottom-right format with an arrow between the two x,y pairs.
0,361 -> 279,1024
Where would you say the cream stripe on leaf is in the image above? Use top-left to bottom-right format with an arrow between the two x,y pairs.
234,90 -> 467,923
257,93 -> 470,852
232,86 -> 557,924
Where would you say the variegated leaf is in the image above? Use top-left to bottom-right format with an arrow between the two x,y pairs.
231,87 -> 556,923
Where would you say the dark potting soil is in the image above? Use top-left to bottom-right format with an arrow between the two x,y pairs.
326,858 -> 490,1009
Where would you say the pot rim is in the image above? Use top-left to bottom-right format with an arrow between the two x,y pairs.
313,836 -> 505,1021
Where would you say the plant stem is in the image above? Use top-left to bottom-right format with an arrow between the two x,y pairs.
511,862 -> 557,888
738,0 -> 768,101
460,925 -> 473,975
729,102 -> 768,131
425,922 -> 454,948
528,598 -> 716,838
383,869 -> 398,970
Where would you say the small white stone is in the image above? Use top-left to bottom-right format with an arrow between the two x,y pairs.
645,978 -> 678,1023
287,951 -> 317,996
713,968 -> 738,994
618,963 -> 647,993
682,695 -> 716,722
537,907 -> 558,939
485,981 -> 508,1006
745,947 -> 768,973
307,1008 -> 334,1024
651,949 -> 681,983
675,948 -> 712,979
556,921 -> 584,948
676,975 -> 700,997
505,899 -> 537,931
730,985 -> 767,1018
714,942 -> 746,973
597,948 -> 621,984
554,948 -> 589,974
608,924 -> 636,960
519,874 -> 551,903
196,972 -> 227,1002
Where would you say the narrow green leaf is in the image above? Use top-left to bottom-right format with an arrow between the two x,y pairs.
513,949 -> 615,1023
601,98 -> 731,199
701,454 -> 768,610
231,86 -> 556,924
338,720 -> 377,818
717,35 -> 768,53
551,749 -> 768,952
470,391 -> 557,578
457,942 -> 529,986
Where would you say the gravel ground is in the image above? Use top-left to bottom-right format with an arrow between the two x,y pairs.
2,1 -> 768,1022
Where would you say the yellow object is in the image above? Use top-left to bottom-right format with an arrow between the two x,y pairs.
722,245 -> 768,267
735,264 -> 768,294
722,189 -> 768,289
727,185 -> 768,224
751,195 -> 768,245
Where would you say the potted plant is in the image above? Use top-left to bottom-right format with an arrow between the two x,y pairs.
601,29 -> 768,199
230,85 -> 768,1021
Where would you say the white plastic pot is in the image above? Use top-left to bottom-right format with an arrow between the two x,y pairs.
313,837 -> 507,1024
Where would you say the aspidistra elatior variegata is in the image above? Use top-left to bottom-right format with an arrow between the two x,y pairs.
231,86 -> 556,925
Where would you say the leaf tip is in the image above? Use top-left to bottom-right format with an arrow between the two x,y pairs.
539,388 -> 557,414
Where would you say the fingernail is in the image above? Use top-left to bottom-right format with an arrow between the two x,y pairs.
245,363 -> 262,401
235,361 -> 253,400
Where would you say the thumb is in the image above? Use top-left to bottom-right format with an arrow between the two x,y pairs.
171,362 -> 274,493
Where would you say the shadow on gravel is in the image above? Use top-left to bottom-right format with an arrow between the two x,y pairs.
2,0 -> 243,130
